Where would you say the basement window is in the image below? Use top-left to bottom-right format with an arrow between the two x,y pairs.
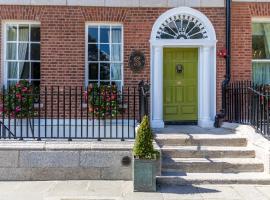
4,22 -> 40,89
252,22 -> 270,85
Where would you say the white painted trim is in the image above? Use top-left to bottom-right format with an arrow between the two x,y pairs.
150,7 -> 217,128
252,18 -> 270,23
0,0 -> 225,7
252,59 -> 270,63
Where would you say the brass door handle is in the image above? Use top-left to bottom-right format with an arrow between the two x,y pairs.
176,64 -> 184,73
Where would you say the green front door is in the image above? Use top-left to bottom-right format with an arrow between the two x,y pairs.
163,48 -> 198,122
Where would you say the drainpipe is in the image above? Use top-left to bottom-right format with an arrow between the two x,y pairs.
214,0 -> 231,128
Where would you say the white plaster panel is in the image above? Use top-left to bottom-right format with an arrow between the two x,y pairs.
67,0 -> 105,6
30,0 -> 66,5
0,0 -> 225,7
0,0 -> 30,5
105,0 -> 139,7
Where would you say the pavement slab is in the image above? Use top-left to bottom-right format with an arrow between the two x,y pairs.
0,181 -> 270,200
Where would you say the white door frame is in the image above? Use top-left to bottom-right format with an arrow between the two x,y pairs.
150,7 -> 217,128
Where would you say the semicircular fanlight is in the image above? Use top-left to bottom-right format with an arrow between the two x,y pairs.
156,14 -> 208,40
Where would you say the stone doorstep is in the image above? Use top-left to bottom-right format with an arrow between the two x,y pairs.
161,146 -> 256,158
162,157 -> 264,173
157,172 -> 270,185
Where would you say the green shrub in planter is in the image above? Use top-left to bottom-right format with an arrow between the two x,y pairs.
133,116 -> 159,192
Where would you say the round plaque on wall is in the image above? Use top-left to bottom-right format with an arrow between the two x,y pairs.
129,50 -> 146,72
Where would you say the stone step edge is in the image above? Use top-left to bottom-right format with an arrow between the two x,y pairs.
156,173 -> 270,185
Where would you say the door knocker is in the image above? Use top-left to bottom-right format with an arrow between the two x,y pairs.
176,64 -> 184,74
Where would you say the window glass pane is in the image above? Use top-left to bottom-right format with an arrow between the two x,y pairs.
100,44 -> 110,61
30,43 -> 40,60
6,43 -> 17,60
18,43 -> 29,60
19,25 -> 29,41
31,25 -> 40,42
7,62 -> 17,79
31,62 -> 40,79
89,81 -> 98,85
111,63 -> 121,80
88,44 -> 99,61
100,81 -> 110,86
112,27 -> 122,43
252,23 -> 270,59
88,63 -> 98,80
253,62 -> 270,84
19,62 -> 30,79
7,81 -> 17,88
31,81 -> 40,91
88,27 -> 98,43
7,25 -> 17,41
100,27 -> 110,43
100,63 -> 110,80
111,44 -> 121,61
111,81 -> 121,90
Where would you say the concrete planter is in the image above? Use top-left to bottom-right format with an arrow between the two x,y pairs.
133,158 -> 157,192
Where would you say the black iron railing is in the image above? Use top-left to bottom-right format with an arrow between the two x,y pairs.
0,82 -> 150,141
225,81 -> 270,138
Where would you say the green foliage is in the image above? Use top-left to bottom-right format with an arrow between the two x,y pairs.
133,116 -> 159,160
86,84 -> 121,118
1,80 -> 37,118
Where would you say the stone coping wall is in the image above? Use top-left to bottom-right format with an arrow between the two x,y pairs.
222,123 -> 270,174
0,140 -> 161,181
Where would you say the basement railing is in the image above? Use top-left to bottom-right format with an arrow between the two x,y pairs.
0,81 -> 150,141
225,81 -> 270,139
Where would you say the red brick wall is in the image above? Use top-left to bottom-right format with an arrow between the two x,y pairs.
231,2 -> 270,81
0,5 -> 226,111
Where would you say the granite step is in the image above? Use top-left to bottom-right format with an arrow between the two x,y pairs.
161,146 -> 255,158
162,158 -> 264,173
157,172 -> 270,185
155,134 -> 247,147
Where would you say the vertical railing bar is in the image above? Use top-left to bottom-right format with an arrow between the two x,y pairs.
104,87 -> 107,139
69,86 -> 72,141
45,86 -> 47,138
110,86 -> 112,139
20,88 -> 23,140
133,87 -> 136,139
127,87 -> 130,139
98,86 -> 101,141
63,86 -> 65,138
57,86 -> 60,138
14,88 -> 17,139
51,86 -> 53,138
7,88 -> 11,139
37,89 -> 41,141
75,86 -> 78,139
116,86 -> 118,139
26,88 -> 29,139
121,86 -> 124,141
81,87 -> 83,138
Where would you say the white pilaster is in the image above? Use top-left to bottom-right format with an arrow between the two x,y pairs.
151,46 -> 164,128
198,46 -> 213,128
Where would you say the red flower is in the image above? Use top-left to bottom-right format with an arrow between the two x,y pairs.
15,106 -> 21,113
16,93 -> 22,99
22,87 -> 28,93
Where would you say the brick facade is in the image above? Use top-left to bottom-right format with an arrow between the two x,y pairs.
0,5 -> 226,111
231,2 -> 270,81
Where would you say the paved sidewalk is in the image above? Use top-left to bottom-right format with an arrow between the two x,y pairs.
1,181 -> 270,200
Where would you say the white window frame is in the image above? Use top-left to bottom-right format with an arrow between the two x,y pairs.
2,21 -> 41,88
252,18 -> 270,63
85,23 -> 124,88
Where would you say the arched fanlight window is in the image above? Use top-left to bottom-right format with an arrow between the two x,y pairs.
156,14 -> 208,40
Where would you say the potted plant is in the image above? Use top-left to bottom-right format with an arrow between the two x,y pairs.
133,115 -> 159,192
